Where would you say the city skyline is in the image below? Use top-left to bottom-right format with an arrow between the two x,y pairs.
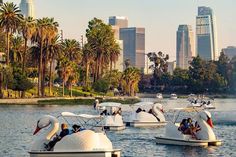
9,0 -> 236,61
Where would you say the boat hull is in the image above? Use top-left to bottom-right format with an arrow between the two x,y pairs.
155,136 -> 222,146
29,149 -> 121,157
126,121 -> 167,127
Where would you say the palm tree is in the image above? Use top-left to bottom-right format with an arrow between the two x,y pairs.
32,17 -> 59,97
109,42 -> 120,72
48,35 -> 61,96
20,16 -> 35,73
86,18 -> 117,81
82,43 -> 94,87
10,35 -> 24,62
121,67 -> 141,96
0,2 -> 23,65
61,39 -> 81,62
60,39 -> 81,96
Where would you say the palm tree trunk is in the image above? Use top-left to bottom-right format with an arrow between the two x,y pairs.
62,78 -> 65,97
49,59 -> 53,96
38,38 -> 43,97
6,31 -> 10,65
85,59 -> 90,86
22,37 -> 27,73
0,72 -> 3,98
70,84 -> 72,97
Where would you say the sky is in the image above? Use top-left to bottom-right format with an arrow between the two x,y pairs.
9,0 -> 236,61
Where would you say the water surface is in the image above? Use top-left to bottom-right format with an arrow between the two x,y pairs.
0,98 -> 236,157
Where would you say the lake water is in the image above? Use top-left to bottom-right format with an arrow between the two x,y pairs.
0,98 -> 236,157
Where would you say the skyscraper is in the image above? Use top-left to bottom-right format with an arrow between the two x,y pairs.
196,6 -> 218,61
19,0 -> 35,18
109,16 -> 128,72
176,25 -> 194,69
120,27 -> 145,71
109,16 -> 128,28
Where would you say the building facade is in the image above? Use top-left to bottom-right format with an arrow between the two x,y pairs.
120,27 -> 145,71
167,61 -> 176,75
196,6 -> 218,61
176,25 -> 194,69
109,16 -> 128,28
19,0 -> 35,18
222,46 -> 236,59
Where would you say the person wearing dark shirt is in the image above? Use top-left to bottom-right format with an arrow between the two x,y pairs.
45,123 -> 70,151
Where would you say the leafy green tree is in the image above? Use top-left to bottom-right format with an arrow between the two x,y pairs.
19,16 -> 36,73
92,78 -> 109,94
121,67 -> 141,96
147,51 -> 169,89
86,18 -> 119,81
0,2 -> 23,65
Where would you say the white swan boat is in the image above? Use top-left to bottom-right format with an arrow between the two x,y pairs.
155,107 -> 222,146
97,102 -> 126,131
170,94 -> 178,100
188,97 -> 216,109
29,113 -> 121,157
125,102 -> 167,127
156,93 -> 163,99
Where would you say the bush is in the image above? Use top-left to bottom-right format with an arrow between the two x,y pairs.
92,79 -> 109,93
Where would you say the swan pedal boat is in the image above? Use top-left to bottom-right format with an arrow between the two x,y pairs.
125,102 -> 167,127
170,94 -> 178,100
155,107 -> 222,146
97,102 -> 126,131
29,113 -> 121,157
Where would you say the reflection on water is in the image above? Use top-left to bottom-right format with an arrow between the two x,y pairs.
0,98 -> 236,157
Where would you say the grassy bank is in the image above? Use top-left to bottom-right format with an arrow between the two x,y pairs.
38,97 -> 140,105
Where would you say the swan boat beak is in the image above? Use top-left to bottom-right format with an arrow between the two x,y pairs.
160,109 -> 164,113
207,118 -> 214,128
33,126 -> 41,135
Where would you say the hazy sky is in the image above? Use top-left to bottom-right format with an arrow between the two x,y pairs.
10,0 -> 236,61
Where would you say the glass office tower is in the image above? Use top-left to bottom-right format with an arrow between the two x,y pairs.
196,6 -> 218,61
20,0 -> 35,18
176,25 -> 194,69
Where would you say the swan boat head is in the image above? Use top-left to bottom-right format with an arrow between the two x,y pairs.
196,110 -> 216,140
152,103 -> 165,122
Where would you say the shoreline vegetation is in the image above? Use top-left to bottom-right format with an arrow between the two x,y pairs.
0,96 -> 140,105
0,93 -> 235,105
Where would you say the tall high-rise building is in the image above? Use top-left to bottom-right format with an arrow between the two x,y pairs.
19,0 -> 35,18
120,27 -> 145,71
109,16 -> 128,28
196,6 -> 218,61
176,25 -> 194,69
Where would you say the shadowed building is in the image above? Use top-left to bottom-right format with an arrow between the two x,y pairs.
120,27 -> 145,71
176,25 -> 194,69
20,0 -> 35,18
196,6 -> 218,61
